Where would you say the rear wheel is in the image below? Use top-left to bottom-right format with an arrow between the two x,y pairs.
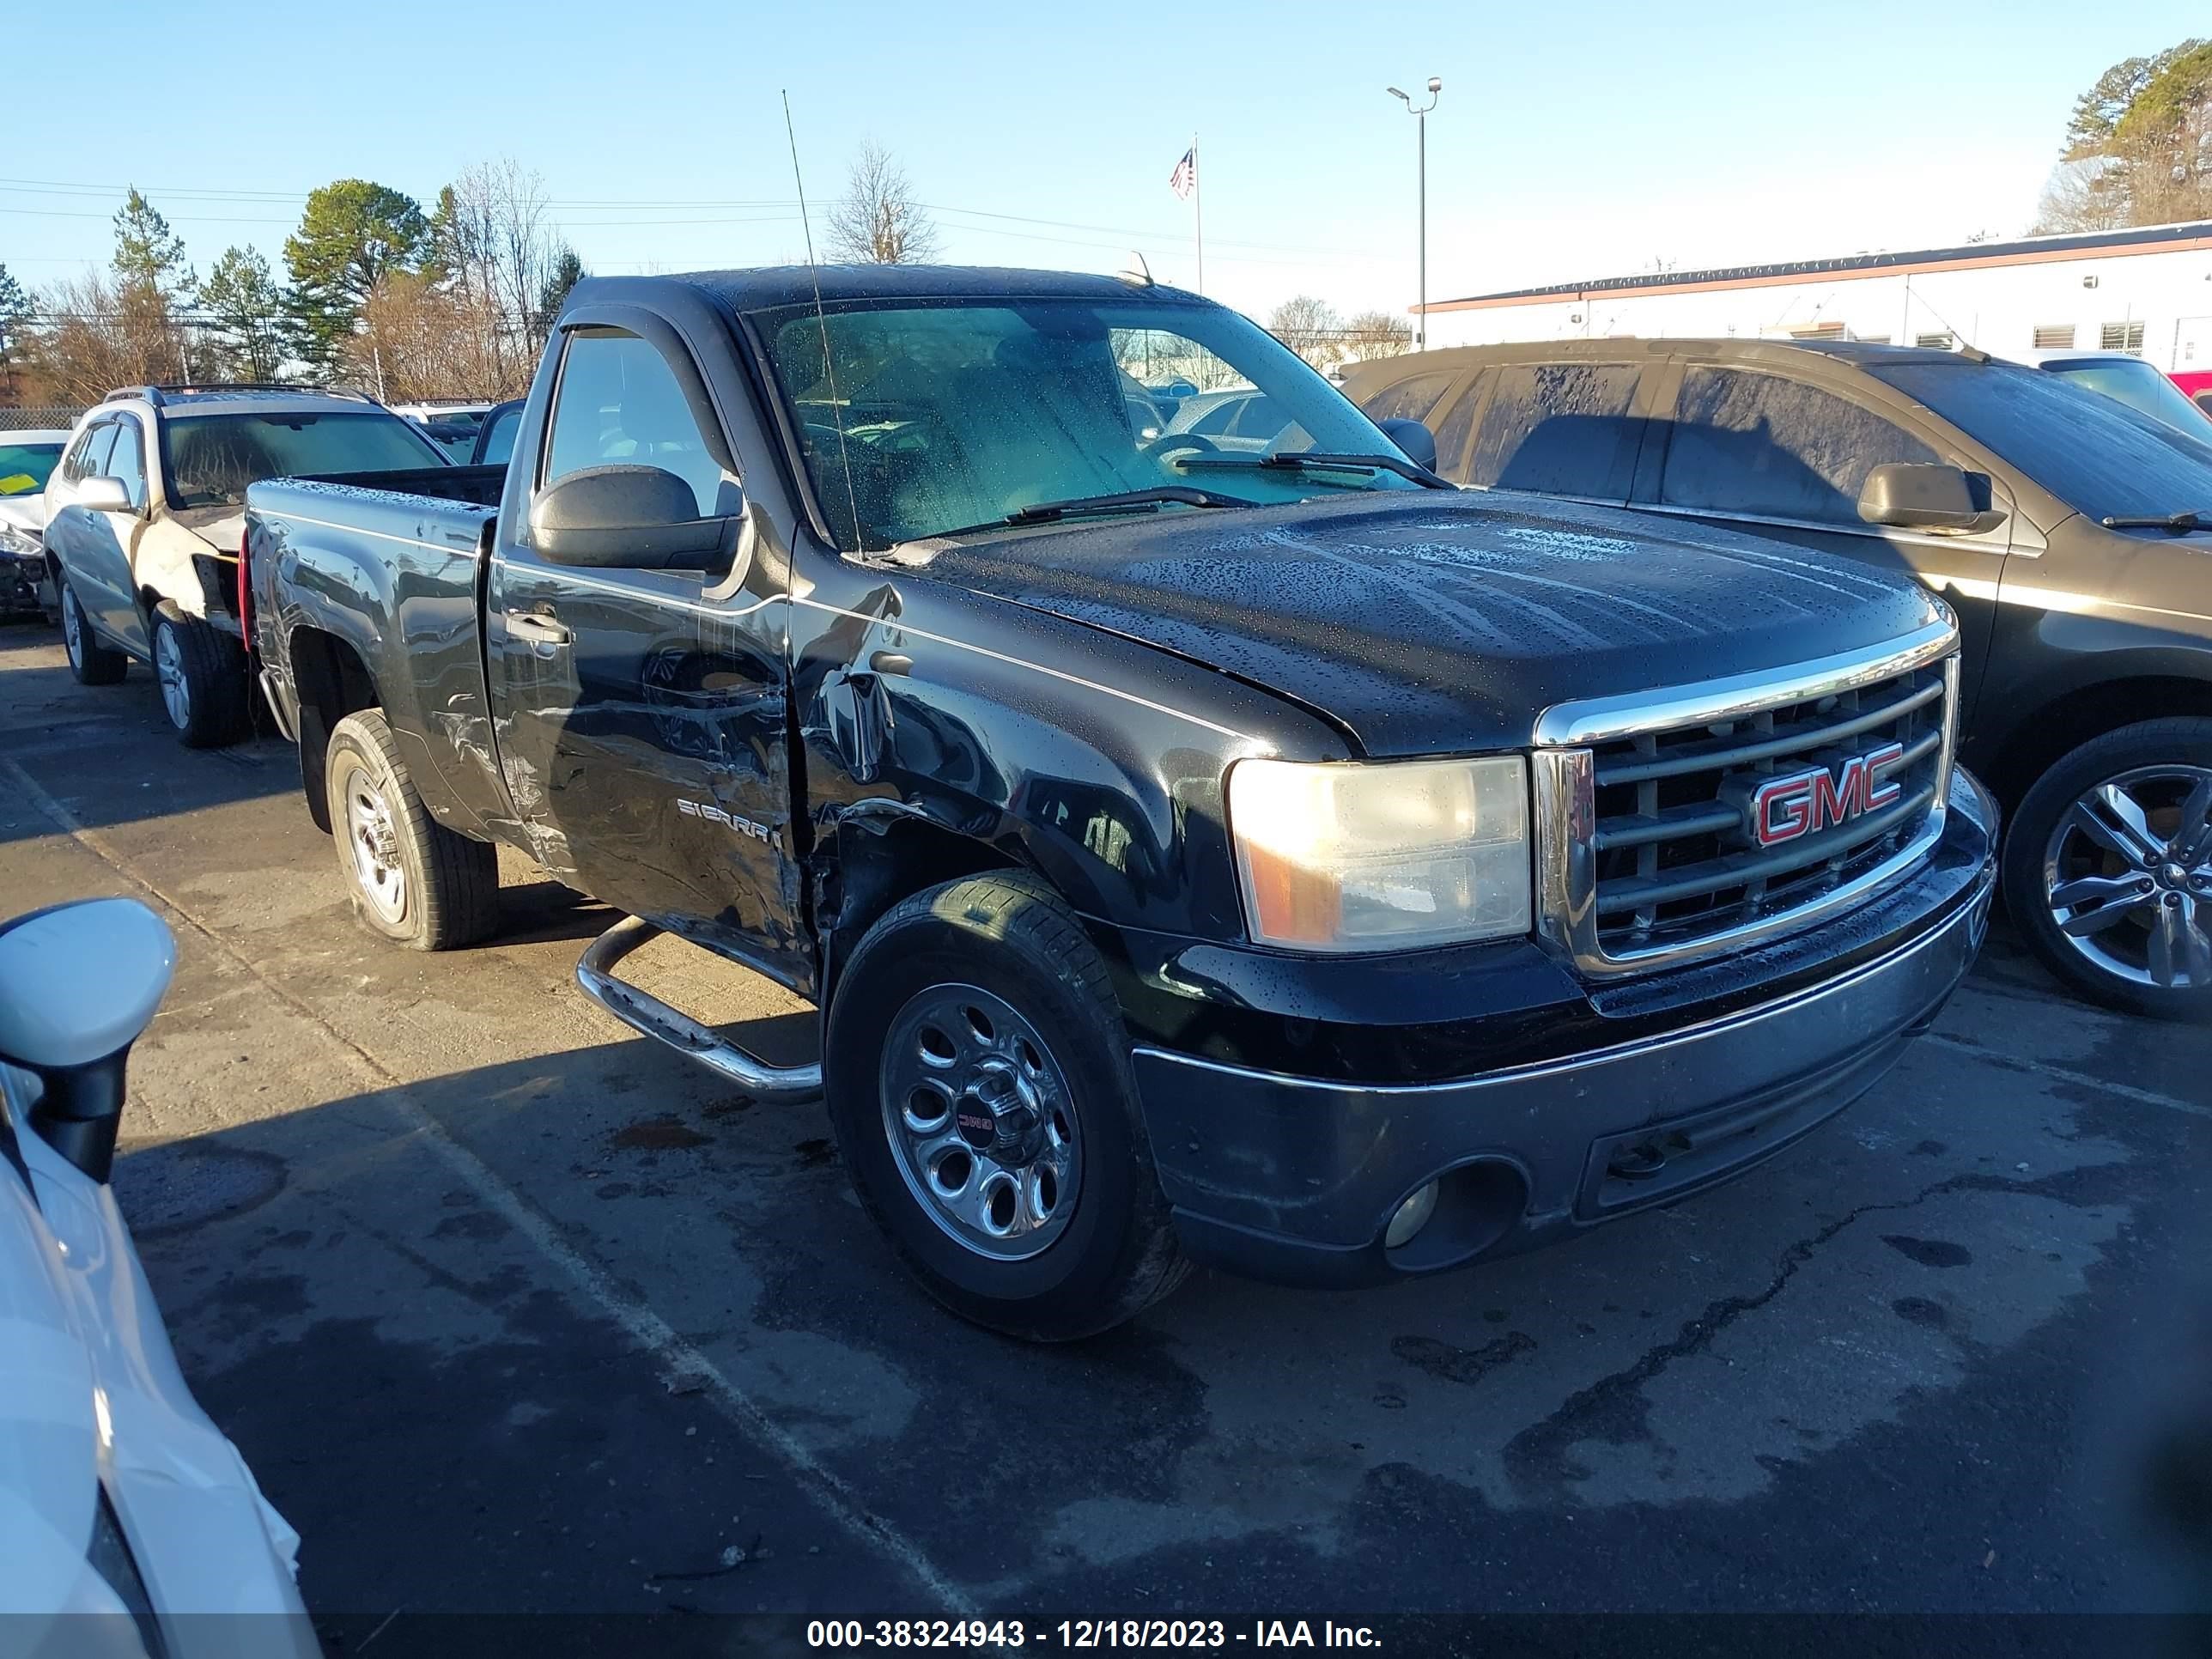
323,709 -> 500,951
2003,717 -> 2212,1020
59,585 -> 126,686
823,872 -> 1188,1341
151,604 -> 248,748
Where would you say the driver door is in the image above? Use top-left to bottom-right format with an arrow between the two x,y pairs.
486,313 -> 806,986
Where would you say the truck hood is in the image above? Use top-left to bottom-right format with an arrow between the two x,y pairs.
908,492 -> 1949,756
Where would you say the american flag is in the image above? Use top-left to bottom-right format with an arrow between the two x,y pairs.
1169,148 -> 1197,201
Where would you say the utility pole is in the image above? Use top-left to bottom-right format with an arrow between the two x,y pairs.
1388,78 -> 1443,349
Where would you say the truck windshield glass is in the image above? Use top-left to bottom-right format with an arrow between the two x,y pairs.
2039,357 -> 2212,438
1870,361 -> 2212,533
163,412 -> 445,507
761,296 -> 1421,551
0,442 -> 64,495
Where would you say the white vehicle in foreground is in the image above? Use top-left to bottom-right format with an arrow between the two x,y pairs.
42,384 -> 447,747
0,898 -> 319,1659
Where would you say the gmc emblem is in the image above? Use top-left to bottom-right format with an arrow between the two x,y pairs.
1747,743 -> 1905,848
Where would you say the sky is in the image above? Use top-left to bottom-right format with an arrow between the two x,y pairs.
3,0 -> 2203,327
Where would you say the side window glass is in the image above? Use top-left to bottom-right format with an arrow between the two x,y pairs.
544,329 -> 736,518
68,423 -> 116,483
105,416 -> 148,510
1662,367 -> 1936,524
1427,374 -> 1487,481
481,406 -> 522,466
1464,363 -> 1643,499
1360,370 -> 1460,425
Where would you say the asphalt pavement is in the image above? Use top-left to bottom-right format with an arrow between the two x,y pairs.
3,617 -> 2208,1641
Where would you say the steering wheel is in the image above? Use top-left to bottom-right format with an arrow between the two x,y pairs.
1142,432 -> 1219,462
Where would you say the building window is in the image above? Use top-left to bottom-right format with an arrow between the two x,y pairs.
2100,321 -> 2146,355
2032,324 -> 2076,350
1915,331 -> 1955,350
1856,333 -> 1893,344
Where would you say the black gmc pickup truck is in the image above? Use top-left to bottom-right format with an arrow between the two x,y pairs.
247,266 -> 1996,1339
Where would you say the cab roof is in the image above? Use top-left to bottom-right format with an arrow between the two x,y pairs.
569,264 -> 1207,317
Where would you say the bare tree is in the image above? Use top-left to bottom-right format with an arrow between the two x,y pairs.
825,143 -> 942,264
25,271 -> 185,403
1339,309 -> 1413,362
1267,295 -> 1344,368
425,159 -> 569,386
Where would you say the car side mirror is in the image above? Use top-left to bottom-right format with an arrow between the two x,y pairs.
529,465 -> 731,568
76,475 -> 133,514
1857,463 -> 2004,534
1376,417 -> 1439,472
0,898 -> 176,1183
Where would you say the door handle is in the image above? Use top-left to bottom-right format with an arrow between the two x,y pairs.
866,651 -> 912,677
507,611 -> 572,646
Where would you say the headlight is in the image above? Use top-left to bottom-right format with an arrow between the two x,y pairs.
1227,756 -> 1530,952
0,523 -> 38,556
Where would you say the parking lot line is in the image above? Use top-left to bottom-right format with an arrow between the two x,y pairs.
1923,1030 -> 2212,1121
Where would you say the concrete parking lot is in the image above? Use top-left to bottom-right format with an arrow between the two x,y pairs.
3,616 -> 2208,1635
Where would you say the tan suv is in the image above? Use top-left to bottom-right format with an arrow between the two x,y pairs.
43,385 -> 447,745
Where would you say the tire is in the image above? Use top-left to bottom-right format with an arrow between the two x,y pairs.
58,584 -> 126,686
823,872 -> 1189,1341
323,709 -> 500,951
151,603 -> 248,748
2002,716 -> 2212,1020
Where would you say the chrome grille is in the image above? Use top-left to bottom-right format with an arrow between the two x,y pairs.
1534,623 -> 1960,975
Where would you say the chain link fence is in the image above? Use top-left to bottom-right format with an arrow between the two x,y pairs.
0,406 -> 86,434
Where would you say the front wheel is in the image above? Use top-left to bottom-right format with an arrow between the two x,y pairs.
323,709 -> 500,951
2002,717 -> 2212,1019
823,872 -> 1188,1340
151,604 -> 248,747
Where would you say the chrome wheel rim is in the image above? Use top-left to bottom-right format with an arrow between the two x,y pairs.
2043,764 -> 2212,991
879,984 -> 1081,1261
62,591 -> 82,668
342,764 -> 408,924
154,623 -> 190,729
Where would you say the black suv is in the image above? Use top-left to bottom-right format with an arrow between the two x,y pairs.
1348,338 -> 2212,1018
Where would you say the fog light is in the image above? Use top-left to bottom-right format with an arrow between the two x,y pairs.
1384,1181 -> 1439,1249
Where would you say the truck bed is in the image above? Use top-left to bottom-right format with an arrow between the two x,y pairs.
246,465 -> 511,838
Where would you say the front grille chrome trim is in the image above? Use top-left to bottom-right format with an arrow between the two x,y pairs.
1534,637 -> 1960,979
1532,619 -> 1958,747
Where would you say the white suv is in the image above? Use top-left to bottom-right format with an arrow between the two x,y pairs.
43,385 -> 447,745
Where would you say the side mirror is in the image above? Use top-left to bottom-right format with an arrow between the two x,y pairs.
0,898 -> 175,1183
1377,416 -> 1439,473
529,465 -> 730,568
76,476 -> 133,514
1857,463 -> 2004,534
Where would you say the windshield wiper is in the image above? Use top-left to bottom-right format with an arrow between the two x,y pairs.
2100,510 -> 2212,532
900,488 -> 1247,548
1172,450 -> 1454,489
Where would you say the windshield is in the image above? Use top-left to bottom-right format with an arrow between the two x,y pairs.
759,295 -> 1421,550
162,411 -> 447,507
2039,357 -> 2212,439
1870,360 -> 2212,532
0,442 -> 64,496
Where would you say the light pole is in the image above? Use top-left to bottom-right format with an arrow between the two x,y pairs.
1388,77 -> 1443,349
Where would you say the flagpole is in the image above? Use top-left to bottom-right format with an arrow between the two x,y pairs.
1192,132 -> 1205,295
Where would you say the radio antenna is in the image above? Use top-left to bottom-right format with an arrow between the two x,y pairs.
781,90 -> 866,553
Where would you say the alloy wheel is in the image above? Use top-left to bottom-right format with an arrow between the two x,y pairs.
154,624 -> 191,730
62,590 -> 82,670
2042,765 -> 2212,990
878,983 -> 1082,1261
342,765 -> 409,925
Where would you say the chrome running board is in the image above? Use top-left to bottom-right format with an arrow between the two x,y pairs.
574,916 -> 823,1103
